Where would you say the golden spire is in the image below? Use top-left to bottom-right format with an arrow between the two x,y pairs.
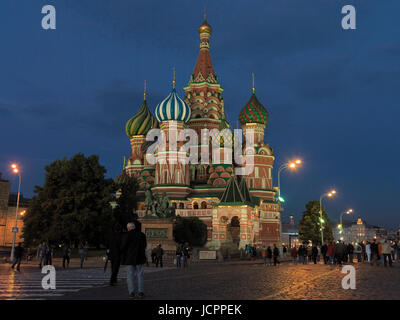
172,67 -> 176,89
198,8 -> 212,35
252,73 -> 255,94
144,80 -> 147,100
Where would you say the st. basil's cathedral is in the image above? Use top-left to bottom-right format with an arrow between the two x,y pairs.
121,17 -> 281,251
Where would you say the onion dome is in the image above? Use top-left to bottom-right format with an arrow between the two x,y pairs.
198,19 -> 212,35
125,98 -> 158,138
155,88 -> 191,123
239,93 -> 268,126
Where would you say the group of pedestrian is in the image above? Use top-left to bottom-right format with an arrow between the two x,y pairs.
261,244 -> 280,266
38,242 -> 53,268
175,243 -> 191,269
151,244 -> 164,268
288,239 -> 400,268
245,244 -> 258,260
11,242 -> 24,272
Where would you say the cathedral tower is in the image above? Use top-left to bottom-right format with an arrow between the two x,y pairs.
239,79 -> 275,202
153,73 -> 192,198
125,82 -> 158,182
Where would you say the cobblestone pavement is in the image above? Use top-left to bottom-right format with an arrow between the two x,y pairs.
50,260 -> 400,300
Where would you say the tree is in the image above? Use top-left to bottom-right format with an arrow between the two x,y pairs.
173,216 -> 207,247
112,172 -> 138,228
23,153 -> 114,248
298,200 -> 334,245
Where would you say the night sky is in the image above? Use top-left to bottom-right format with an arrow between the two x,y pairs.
1,0 -> 399,229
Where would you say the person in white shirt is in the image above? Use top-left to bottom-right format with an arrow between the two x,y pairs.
365,242 -> 371,263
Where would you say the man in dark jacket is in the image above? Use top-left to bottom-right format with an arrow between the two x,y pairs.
108,224 -> 122,286
273,244 -> 280,266
321,243 -> 328,264
347,243 -> 354,264
370,239 -> 380,266
155,244 -> 164,268
311,245 -> 318,264
335,241 -> 346,266
11,243 -> 24,272
120,221 -> 147,299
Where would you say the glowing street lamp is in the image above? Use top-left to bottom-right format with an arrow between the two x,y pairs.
277,159 -> 302,201
277,159 -> 302,257
319,189 -> 337,244
10,163 -> 22,262
338,208 -> 353,235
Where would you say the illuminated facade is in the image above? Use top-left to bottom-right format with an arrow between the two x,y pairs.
333,217 -> 383,243
121,18 -> 281,250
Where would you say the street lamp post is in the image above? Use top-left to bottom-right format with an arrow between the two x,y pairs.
338,209 -> 353,241
10,163 -> 21,263
319,189 -> 336,245
277,159 -> 302,257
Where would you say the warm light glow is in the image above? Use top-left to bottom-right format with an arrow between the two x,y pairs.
20,210 -> 26,216
11,163 -> 19,174
328,193 -> 332,197
289,163 -> 296,168
331,190 -> 336,194
295,159 -> 302,164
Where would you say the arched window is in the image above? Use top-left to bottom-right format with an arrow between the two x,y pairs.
193,202 -> 199,209
201,201 -> 207,209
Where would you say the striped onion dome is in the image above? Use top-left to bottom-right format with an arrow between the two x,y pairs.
155,88 -> 191,123
125,99 -> 158,138
239,93 -> 268,126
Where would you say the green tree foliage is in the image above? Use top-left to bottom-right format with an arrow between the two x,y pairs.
112,172 -> 138,228
23,153 -> 114,248
298,200 -> 334,245
173,216 -> 207,247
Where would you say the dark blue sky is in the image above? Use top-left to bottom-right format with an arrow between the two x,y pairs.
1,0 -> 399,229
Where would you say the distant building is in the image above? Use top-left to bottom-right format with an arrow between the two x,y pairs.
281,214 -> 299,248
0,173 -> 30,247
387,229 -> 398,242
332,217 -> 386,243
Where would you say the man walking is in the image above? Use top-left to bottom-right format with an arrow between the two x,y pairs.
182,243 -> 190,269
366,241 -> 371,263
335,240 -> 346,266
321,243 -> 328,264
62,245 -> 71,269
273,244 -> 280,266
121,221 -> 147,299
327,241 -> 335,265
370,239 -> 379,266
109,224 -> 122,286
79,245 -> 87,268
155,244 -> 164,268
38,242 -> 47,268
11,242 -> 24,272
382,240 -> 393,267
311,245 -> 318,264
291,246 -> 298,265
262,246 -> 268,266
